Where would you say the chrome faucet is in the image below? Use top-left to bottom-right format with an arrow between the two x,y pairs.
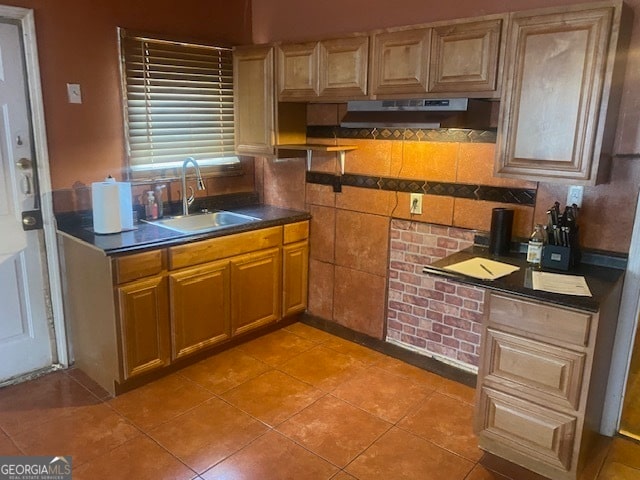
181,157 -> 205,216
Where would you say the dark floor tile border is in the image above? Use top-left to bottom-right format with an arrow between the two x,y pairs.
307,125 -> 497,144
306,171 -> 537,206
301,313 -> 477,388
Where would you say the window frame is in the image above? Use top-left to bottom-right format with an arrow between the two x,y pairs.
118,28 -> 242,181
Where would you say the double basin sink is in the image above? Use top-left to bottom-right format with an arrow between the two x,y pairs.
143,210 -> 260,234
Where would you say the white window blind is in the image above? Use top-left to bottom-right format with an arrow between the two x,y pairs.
119,29 -> 240,177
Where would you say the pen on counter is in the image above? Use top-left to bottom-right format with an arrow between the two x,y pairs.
480,263 -> 494,277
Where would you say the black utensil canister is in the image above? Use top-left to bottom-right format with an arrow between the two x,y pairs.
489,208 -> 514,255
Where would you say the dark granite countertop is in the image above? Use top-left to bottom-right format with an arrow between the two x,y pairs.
423,245 -> 625,313
56,204 -> 311,256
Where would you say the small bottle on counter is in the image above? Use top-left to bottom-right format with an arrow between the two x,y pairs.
154,184 -> 166,219
145,191 -> 158,220
527,224 -> 546,266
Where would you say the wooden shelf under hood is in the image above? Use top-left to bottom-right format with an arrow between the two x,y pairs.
276,144 -> 358,173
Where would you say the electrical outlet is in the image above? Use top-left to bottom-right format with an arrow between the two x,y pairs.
410,193 -> 423,215
566,185 -> 584,208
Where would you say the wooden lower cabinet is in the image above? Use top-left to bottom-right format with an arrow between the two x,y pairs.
61,220 -> 309,396
117,275 -> 170,380
169,259 -> 231,360
475,289 -> 622,480
283,240 -> 309,316
231,247 -> 281,335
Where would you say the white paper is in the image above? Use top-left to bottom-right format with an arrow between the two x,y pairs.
443,257 -> 520,280
532,271 -> 592,297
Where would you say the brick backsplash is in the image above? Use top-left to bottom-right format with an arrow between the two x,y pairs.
387,219 -> 485,372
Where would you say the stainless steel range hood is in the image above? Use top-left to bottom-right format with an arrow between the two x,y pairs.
340,98 -> 491,129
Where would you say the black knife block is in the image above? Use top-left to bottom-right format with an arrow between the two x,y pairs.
541,245 -> 580,271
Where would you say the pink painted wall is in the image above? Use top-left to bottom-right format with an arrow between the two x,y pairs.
4,0 -> 252,190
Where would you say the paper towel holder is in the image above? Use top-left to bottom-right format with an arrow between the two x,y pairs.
488,208 -> 514,255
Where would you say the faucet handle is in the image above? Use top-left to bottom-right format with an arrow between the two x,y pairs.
187,186 -> 195,206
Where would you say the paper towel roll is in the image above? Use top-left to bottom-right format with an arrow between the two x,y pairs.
92,178 -> 134,234
92,180 -> 122,234
118,182 -> 133,230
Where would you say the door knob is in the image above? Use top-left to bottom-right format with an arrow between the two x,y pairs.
16,158 -> 32,170
22,215 -> 37,226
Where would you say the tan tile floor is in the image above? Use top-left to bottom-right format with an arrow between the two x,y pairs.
0,322 -> 639,480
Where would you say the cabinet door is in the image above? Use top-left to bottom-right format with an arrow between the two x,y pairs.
233,45 -> 275,156
169,260 -> 231,360
117,276 -> 170,380
277,42 -> 320,100
370,28 -> 430,96
495,7 -> 614,183
319,36 -> 369,99
231,247 -> 281,336
429,18 -> 502,95
282,240 -> 309,317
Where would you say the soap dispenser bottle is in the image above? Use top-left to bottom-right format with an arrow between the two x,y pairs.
154,184 -> 166,219
145,191 -> 158,220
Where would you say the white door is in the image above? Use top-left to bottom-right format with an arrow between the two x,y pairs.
0,20 -> 54,382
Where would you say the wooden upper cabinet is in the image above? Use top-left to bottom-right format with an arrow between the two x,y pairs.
319,36 -> 369,99
495,3 -> 626,185
277,36 -> 369,101
233,45 -> 275,156
429,18 -> 503,95
370,27 -> 431,96
277,42 -> 320,100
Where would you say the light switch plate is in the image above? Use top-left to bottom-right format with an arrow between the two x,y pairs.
567,185 -> 584,208
66,83 -> 82,104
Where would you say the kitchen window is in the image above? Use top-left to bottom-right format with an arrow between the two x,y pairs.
118,29 -> 241,179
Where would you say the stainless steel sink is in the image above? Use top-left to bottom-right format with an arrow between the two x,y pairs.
143,210 -> 260,234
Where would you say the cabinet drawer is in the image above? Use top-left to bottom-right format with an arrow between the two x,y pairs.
488,293 -> 591,347
169,226 -> 282,270
477,387 -> 576,471
483,328 -> 585,410
114,249 -> 166,284
283,221 -> 309,244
